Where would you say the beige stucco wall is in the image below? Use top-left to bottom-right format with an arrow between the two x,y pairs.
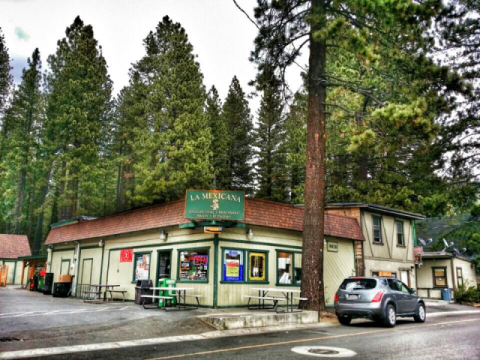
2,260 -> 16,284
362,212 -> 414,262
416,257 -> 477,299
361,211 -> 416,288
453,258 -> 477,288
1,260 -> 25,285
49,249 -> 75,283
416,258 -> 452,299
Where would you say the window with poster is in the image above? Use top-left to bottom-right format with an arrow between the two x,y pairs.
276,250 -> 302,286
248,251 -> 267,282
133,252 -> 151,282
222,248 -> 244,282
178,248 -> 209,282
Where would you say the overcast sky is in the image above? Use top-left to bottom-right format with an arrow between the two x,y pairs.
0,0 -> 306,114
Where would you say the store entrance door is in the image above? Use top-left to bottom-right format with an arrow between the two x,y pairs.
157,251 -> 171,282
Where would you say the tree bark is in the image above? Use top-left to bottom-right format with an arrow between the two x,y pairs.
301,0 -> 327,318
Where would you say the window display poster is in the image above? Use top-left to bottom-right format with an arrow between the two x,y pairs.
120,249 -> 133,262
223,250 -> 243,282
135,253 -> 150,280
179,251 -> 208,281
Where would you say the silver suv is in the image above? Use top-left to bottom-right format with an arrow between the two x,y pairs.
334,276 -> 426,327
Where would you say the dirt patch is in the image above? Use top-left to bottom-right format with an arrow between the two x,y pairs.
320,311 -> 338,324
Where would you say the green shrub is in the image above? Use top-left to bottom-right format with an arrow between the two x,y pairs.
455,282 -> 480,303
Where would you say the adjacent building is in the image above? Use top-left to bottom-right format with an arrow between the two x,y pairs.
416,251 -> 477,300
325,203 -> 425,289
0,234 -> 32,285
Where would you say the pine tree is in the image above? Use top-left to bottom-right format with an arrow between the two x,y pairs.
432,0 -> 480,211
127,16 -> 212,204
0,27 -> 13,165
206,86 -> 230,189
0,27 -> 12,116
222,76 -> 253,192
0,49 -> 43,237
284,91 -> 307,204
46,16 -> 113,220
254,70 -> 288,202
251,0 -> 447,315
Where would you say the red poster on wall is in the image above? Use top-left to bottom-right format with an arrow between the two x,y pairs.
120,249 -> 133,262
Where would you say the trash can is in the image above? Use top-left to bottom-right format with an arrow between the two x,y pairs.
43,273 -> 54,295
158,278 -> 177,308
37,275 -> 45,292
52,282 -> 71,297
441,288 -> 452,301
135,279 -> 153,305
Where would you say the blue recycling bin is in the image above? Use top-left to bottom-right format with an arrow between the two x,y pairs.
441,288 -> 452,301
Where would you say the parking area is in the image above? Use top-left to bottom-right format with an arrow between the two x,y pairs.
0,286 -> 213,352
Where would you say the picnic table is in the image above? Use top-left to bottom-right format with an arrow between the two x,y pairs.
141,287 -> 202,310
246,287 -> 307,313
83,284 -> 122,303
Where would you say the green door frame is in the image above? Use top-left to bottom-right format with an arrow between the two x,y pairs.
155,249 -> 173,287
81,258 -> 93,285
60,259 -> 71,275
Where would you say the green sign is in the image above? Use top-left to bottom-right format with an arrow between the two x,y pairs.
185,190 -> 244,220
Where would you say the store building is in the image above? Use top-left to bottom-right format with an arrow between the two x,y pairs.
45,191 -> 365,306
325,203 -> 425,288
416,251 -> 477,300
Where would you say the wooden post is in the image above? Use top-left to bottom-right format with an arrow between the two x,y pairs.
20,261 -> 26,286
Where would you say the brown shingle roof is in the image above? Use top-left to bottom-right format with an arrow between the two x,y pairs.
45,198 -> 364,245
0,234 -> 32,259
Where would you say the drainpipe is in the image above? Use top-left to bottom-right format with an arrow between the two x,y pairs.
72,241 -> 80,295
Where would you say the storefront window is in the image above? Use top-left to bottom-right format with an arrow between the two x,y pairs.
249,252 -> 266,281
179,249 -> 209,281
277,251 -> 294,284
134,253 -> 150,281
223,249 -> 244,282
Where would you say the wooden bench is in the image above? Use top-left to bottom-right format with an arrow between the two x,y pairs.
83,290 -> 101,303
294,297 -> 308,301
244,295 -> 285,310
141,295 -> 174,310
106,290 -> 128,302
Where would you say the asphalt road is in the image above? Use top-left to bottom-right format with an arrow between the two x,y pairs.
2,287 -> 480,360
18,313 -> 480,360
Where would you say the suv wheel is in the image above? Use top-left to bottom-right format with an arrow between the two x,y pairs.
383,304 -> 396,327
414,303 -> 426,323
338,316 -> 352,325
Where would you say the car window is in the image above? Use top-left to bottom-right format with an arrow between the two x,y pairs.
340,279 -> 377,290
399,282 -> 410,293
387,279 -> 401,291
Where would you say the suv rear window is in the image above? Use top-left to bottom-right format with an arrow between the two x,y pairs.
340,279 -> 377,290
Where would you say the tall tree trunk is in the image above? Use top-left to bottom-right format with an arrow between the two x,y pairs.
33,172 -> 51,255
301,0 -> 327,317
14,168 -> 27,234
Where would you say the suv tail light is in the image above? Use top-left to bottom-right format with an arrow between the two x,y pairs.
371,291 -> 385,303
334,292 -> 339,302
